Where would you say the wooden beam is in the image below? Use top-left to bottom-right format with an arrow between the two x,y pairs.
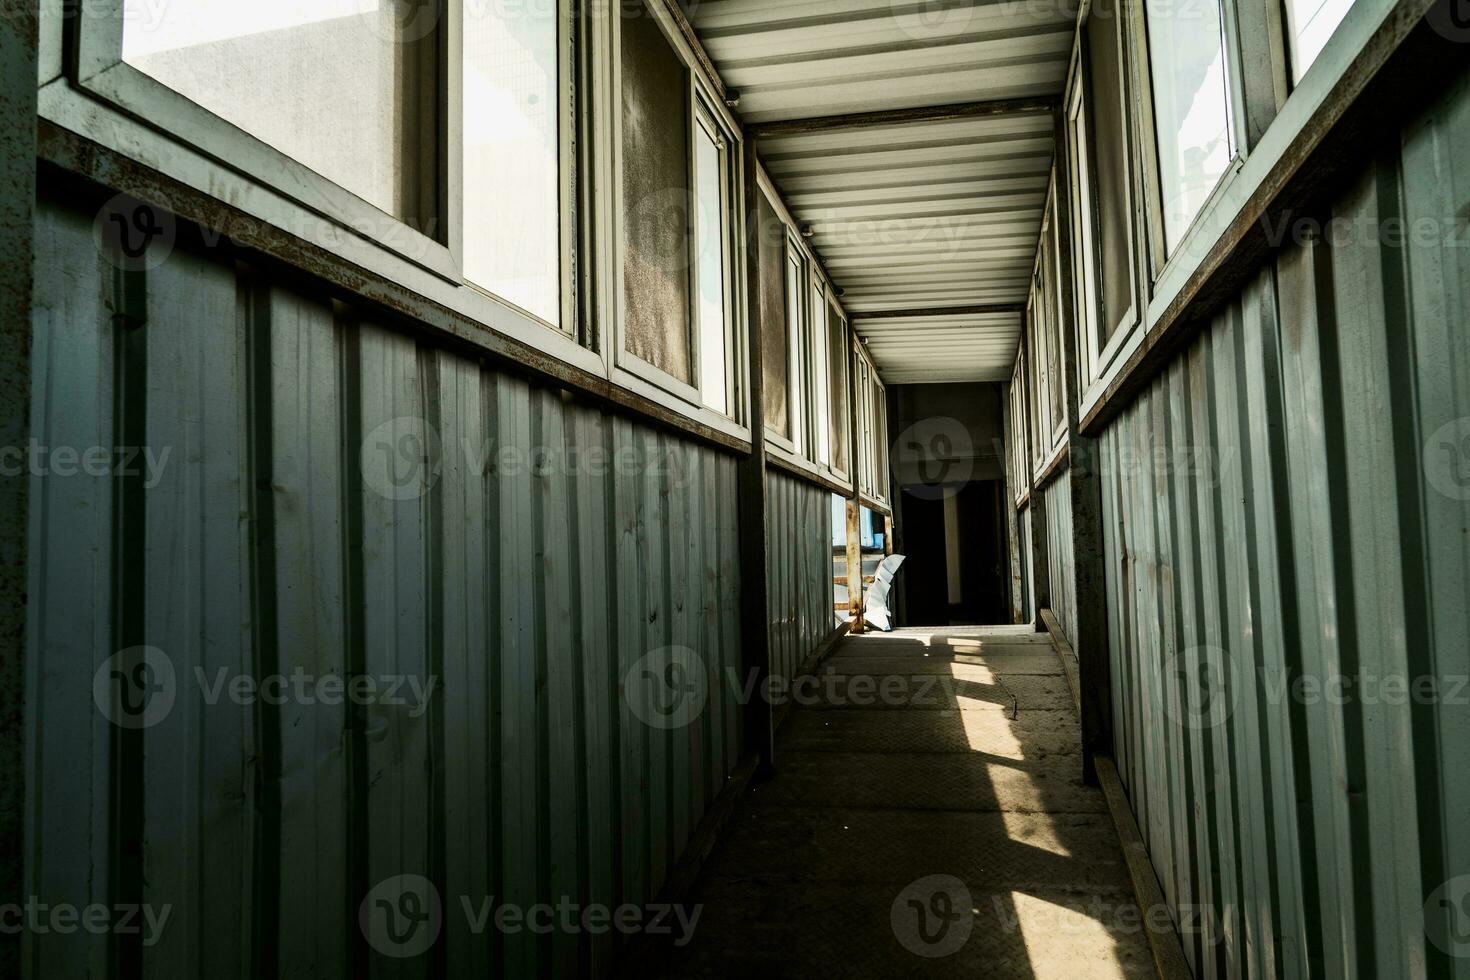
749,96 -> 1060,137
845,500 -> 864,633
849,303 -> 1025,320
736,134 -> 775,777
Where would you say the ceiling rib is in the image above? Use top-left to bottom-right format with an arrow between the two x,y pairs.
748,96 -> 1059,137
850,304 -> 1025,320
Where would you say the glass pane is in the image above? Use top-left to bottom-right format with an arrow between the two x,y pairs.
827,303 -> 849,473
758,194 -> 790,438
1086,0 -> 1135,343
1068,98 -> 1098,378
1285,0 -> 1356,82
811,281 -> 830,465
1146,0 -> 1233,254
695,125 -> 728,414
463,0 -> 562,326
123,0 -> 425,218
621,1 -> 692,383
1046,217 -> 1064,426
786,251 -> 806,453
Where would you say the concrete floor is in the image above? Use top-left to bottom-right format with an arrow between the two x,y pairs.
643,626 -> 1157,978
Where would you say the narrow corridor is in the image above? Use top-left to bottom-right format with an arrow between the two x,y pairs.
644,626 -> 1156,977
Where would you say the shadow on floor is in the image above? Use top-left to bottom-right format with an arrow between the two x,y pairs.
635,625 -> 1156,978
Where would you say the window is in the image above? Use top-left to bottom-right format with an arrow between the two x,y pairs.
785,243 -> 807,454
827,300 -> 850,476
615,0 -> 742,418
1284,0 -> 1357,82
1066,81 -> 1100,383
852,346 -> 888,502
694,115 -> 732,414
620,1 -> 692,384
121,0 -> 435,221
810,277 -> 831,466
1144,0 -> 1236,254
1044,206 -> 1064,433
1084,0 -> 1138,346
758,191 -> 790,440
463,0 -> 565,327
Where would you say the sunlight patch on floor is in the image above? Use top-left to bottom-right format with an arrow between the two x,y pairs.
1005,891 -> 1136,978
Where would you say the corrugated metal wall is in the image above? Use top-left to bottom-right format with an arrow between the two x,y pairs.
25,196 -> 749,978
1098,72 -> 1469,980
1043,471 -> 1076,643
1018,505 -> 1035,624
765,470 -> 835,687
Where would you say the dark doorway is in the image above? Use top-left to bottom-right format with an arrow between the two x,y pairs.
897,480 -> 1006,625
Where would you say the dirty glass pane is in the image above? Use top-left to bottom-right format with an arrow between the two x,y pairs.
811,280 -> 830,465
463,0 -> 562,326
1145,0 -> 1234,254
786,250 -> 806,454
122,0 -> 428,218
621,1 -> 692,383
695,124 -> 729,414
759,193 -> 790,438
1085,0 -> 1135,343
828,301 -> 849,473
1045,216 -> 1064,427
1284,0 -> 1356,82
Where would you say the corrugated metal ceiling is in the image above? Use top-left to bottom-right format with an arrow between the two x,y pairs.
687,0 -> 1076,383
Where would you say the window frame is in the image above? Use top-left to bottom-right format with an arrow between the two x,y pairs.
1064,64 -> 1102,390
1084,0 -> 1144,384
783,234 -> 808,457
691,105 -> 741,417
809,270 -> 831,468
609,0 -> 747,417
1009,356 -> 1031,509
1134,0 -> 1249,276
73,0 -> 462,281
824,288 -> 853,487
45,0 -> 755,447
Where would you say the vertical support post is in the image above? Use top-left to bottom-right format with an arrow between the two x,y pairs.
845,332 -> 864,633
1051,105 -> 1112,785
0,3 -> 36,973
844,499 -> 862,633
737,135 -> 775,777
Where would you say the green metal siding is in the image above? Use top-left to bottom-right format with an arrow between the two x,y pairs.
1098,71 -> 1470,980
24,195 -> 748,978
765,470 -> 835,687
